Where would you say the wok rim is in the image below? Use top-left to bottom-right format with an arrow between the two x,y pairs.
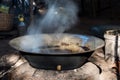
9,33 -> 105,55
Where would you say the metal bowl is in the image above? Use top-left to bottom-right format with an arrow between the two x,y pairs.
9,34 -> 104,70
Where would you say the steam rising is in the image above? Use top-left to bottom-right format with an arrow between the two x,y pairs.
28,0 -> 78,34
20,35 -> 43,52
20,0 -> 78,53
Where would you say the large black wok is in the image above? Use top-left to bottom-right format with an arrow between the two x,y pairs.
9,34 -> 104,70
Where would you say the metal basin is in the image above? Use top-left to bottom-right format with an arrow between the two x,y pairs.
9,34 -> 104,70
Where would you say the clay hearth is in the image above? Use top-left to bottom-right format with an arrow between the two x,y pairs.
0,49 -> 117,80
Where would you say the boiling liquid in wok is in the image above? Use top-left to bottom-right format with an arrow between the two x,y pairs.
29,45 -> 90,54
9,34 -> 104,55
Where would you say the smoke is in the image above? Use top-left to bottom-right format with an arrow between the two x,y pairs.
27,0 -> 78,34
20,35 -> 43,52
21,0 -> 78,53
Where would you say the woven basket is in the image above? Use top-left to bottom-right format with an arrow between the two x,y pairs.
0,13 -> 14,31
